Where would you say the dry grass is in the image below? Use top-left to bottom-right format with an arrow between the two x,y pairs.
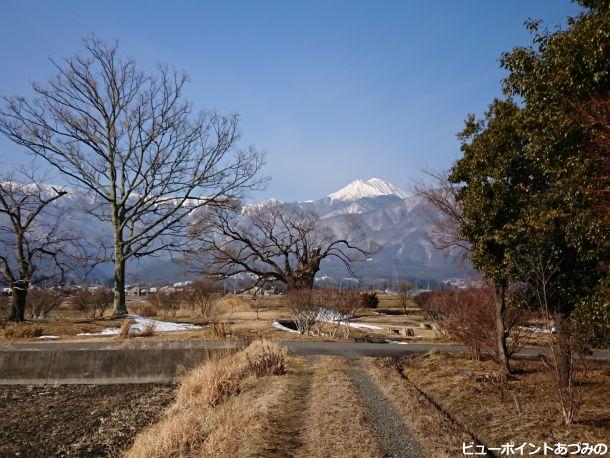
116,318 -> 136,339
137,322 -> 156,337
137,305 -> 158,318
296,356 -> 384,458
399,351 -> 610,448
2,323 -> 44,339
126,340 -> 288,457
363,357 -> 471,457
211,320 -> 231,339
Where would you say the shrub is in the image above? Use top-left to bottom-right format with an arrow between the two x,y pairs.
285,289 -> 320,334
3,323 -> 43,339
26,288 -> 63,319
182,280 -> 223,318
417,287 -> 528,362
359,291 -> 379,309
138,305 -> 158,318
70,288 -> 113,318
317,288 -> 362,339
147,291 -> 182,317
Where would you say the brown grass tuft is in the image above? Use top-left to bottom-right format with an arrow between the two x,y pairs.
127,340 -> 287,457
137,322 -> 156,337
116,318 -> 136,339
211,320 -> 231,338
3,323 -> 44,339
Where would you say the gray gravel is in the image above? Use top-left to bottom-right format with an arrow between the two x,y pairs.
347,360 -> 421,458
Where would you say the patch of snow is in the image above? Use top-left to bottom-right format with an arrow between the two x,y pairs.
386,340 -> 409,345
316,307 -> 382,330
346,322 -> 383,330
272,321 -> 300,334
76,315 -> 202,336
38,335 -> 60,340
518,325 -> 553,334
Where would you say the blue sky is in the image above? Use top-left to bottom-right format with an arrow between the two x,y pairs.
0,0 -> 581,201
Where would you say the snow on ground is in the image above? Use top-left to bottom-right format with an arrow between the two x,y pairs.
76,315 -> 202,336
272,308 -> 383,334
386,340 -> 409,345
38,335 -> 60,340
316,308 -> 383,330
272,321 -> 300,334
518,325 -> 554,334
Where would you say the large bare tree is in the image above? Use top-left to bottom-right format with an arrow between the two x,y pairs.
0,37 -> 265,315
190,202 -> 378,290
0,167 -> 80,321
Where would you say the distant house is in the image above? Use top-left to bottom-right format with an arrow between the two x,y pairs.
173,281 -> 193,290
159,285 -> 177,293
126,285 -> 150,296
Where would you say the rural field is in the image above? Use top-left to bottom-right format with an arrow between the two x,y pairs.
0,341 -> 608,457
1,291 -> 608,456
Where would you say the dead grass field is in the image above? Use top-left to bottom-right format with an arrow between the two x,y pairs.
296,357 -> 384,458
0,293 -> 444,344
396,351 -> 610,450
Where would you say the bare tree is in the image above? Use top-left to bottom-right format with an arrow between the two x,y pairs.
0,37 -> 265,315
521,239 -> 586,425
0,167 -> 78,321
411,170 -> 469,255
396,280 -> 413,315
182,279 -> 222,318
189,201 -> 378,291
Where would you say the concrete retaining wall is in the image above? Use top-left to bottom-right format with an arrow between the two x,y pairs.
0,347 -> 236,385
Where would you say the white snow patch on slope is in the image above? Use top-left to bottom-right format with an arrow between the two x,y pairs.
38,335 -> 60,340
77,315 -> 202,336
272,321 -> 300,334
328,178 -> 408,201
316,307 -> 383,330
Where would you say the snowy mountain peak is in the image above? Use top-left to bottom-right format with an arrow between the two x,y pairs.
327,178 -> 408,201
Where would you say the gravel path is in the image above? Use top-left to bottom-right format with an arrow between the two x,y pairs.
347,360 -> 421,458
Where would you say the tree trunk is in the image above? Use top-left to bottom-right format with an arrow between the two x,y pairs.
9,282 -> 28,322
554,311 -> 571,388
495,286 -> 511,378
112,256 -> 128,316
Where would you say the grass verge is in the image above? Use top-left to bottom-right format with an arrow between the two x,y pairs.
126,340 -> 289,457
397,351 -> 610,450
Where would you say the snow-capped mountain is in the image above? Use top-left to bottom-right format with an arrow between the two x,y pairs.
328,178 -> 409,201
282,178 -> 468,282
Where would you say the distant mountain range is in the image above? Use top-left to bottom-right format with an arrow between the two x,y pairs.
246,178 -> 470,284
1,178 -> 471,285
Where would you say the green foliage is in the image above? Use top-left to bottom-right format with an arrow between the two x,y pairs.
450,3 -> 609,337
570,278 -> 610,350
